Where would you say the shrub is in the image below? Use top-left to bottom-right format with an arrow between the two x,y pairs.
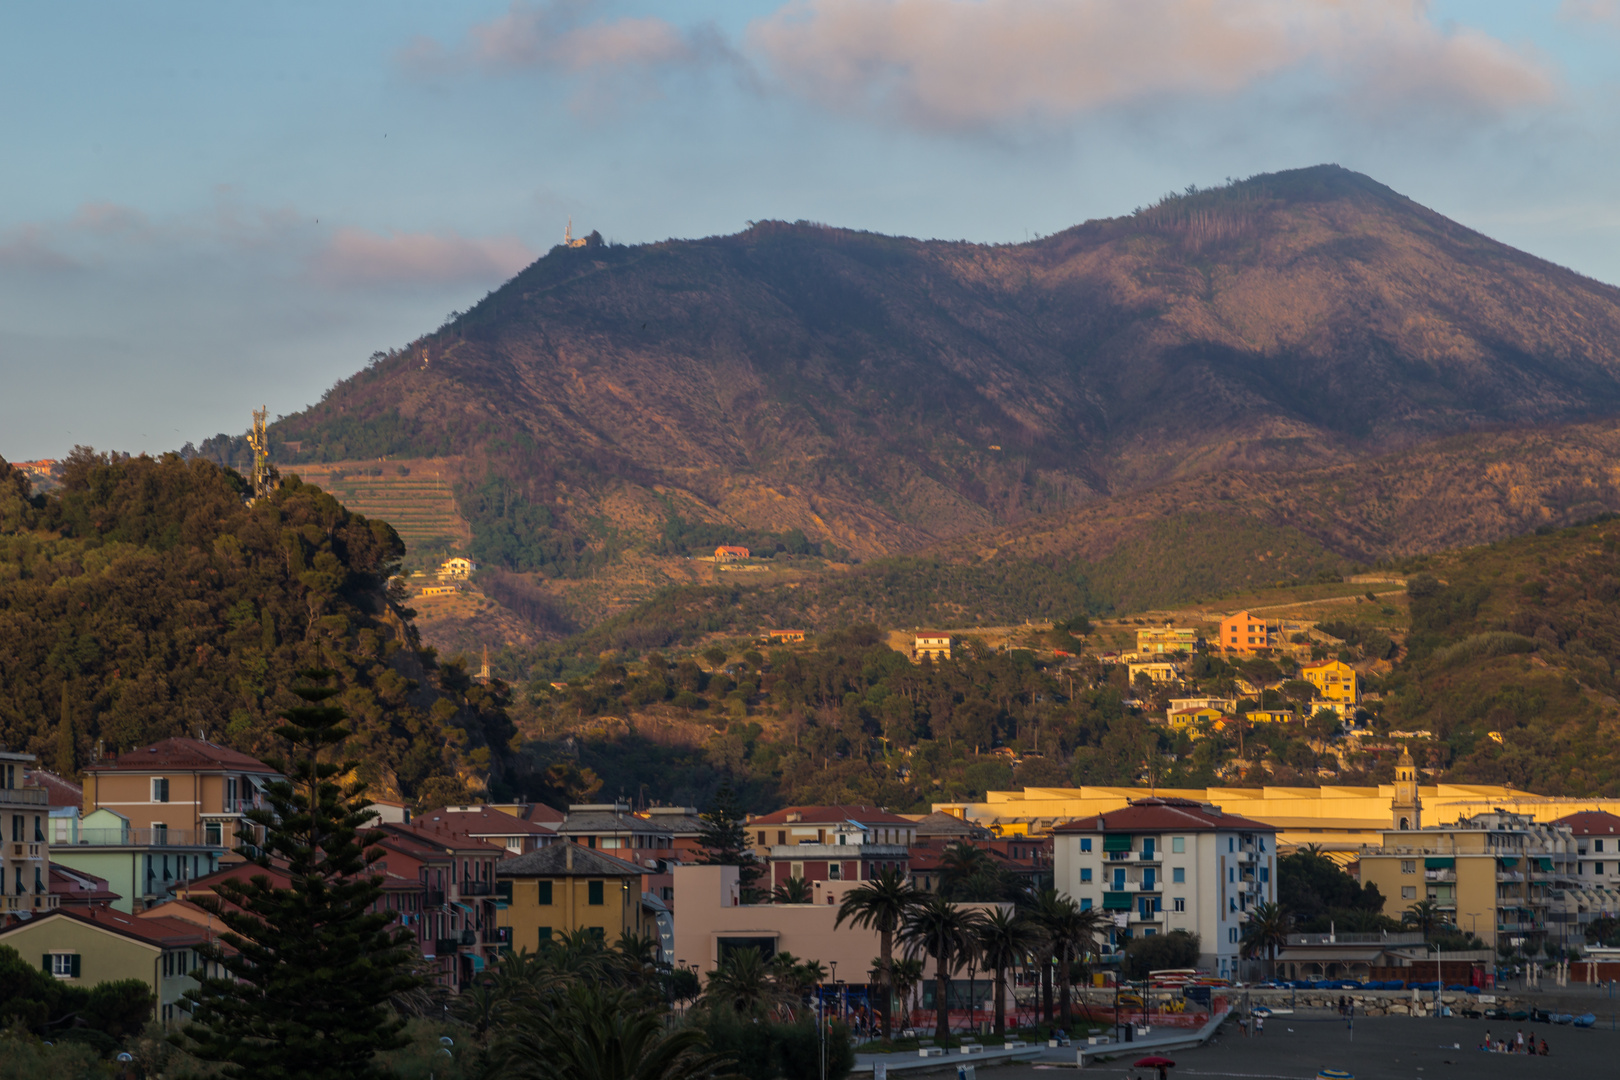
1432,632 -> 1537,667
1121,930 -> 1200,980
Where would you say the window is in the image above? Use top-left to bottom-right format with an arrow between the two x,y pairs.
1080,838 -> 1092,852
1401,886 -> 1417,900
152,778 -> 170,803
204,822 -> 222,846
778,831 -> 786,845
588,880 -> 604,906
1228,928 -> 1239,944
1142,838 -> 1155,859
1080,868 -> 1092,882
1173,898 -> 1186,912
1143,869 -> 1155,890
1153,897 -> 1162,912
152,823 -> 168,845
1599,840 -> 1606,853
48,953 -> 79,978
1172,868 -> 1185,884
1598,862 -> 1606,875
1171,837 -> 1185,854
1228,867 -> 1234,882
1259,867 -> 1269,883
10,814 -> 20,841
1401,860 -> 1416,874
1080,898 -> 1092,911
828,863 -> 842,880
757,832 -> 766,845
538,881 -> 553,905
1227,838 -> 1234,853
538,926 -> 552,947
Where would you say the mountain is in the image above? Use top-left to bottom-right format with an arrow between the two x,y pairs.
268,164 -> 1620,578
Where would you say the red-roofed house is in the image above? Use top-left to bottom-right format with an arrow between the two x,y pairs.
1052,797 -> 1277,980
747,805 -> 915,890
376,820 -> 507,990
50,864 -> 120,908
416,804 -> 560,855
82,737 -> 281,849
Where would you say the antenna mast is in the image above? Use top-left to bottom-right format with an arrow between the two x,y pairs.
246,405 -> 279,502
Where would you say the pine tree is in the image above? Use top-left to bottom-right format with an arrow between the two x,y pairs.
176,670 -> 420,1079
56,683 -> 75,775
698,781 -> 763,900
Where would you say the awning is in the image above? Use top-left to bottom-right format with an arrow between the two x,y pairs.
1273,948 -> 1386,963
1424,857 -> 1454,870
454,902 -> 474,914
1536,857 -> 1554,872
1103,835 -> 1132,853
1103,892 -> 1133,911
1498,857 -> 1518,869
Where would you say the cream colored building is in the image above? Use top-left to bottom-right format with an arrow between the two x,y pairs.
935,779 -> 1620,855
1127,661 -> 1180,684
1,749 -> 54,917
1136,626 -> 1198,655
913,631 -> 952,662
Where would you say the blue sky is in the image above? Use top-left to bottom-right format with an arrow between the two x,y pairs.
3,0 -> 1620,460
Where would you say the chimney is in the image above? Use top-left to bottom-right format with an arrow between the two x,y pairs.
565,843 -> 574,872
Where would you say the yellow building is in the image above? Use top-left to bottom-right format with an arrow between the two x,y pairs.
1167,706 -> 1225,736
0,906 -> 210,1025
1302,660 -> 1360,706
934,779 -> 1620,855
1127,661 -> 1180,684
496,842 -> 652,953
1243,709 -> 1296,725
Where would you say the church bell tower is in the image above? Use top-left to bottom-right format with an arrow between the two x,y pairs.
1392,745 -> 1422,830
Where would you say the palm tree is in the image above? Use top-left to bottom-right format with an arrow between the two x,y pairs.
974,907 -> 1039,1035
701,947 -> 783,1015
938,842 -> 996,896
1239,901 -> 1290,981
1404,899 -> 1446,939
900,896 -> 983,1041
1030,892 -> 1104,1029
772,875 -> 813,904
889,957 -> 925,1032
1026,889 -> 1069,1023
493,981 -> 736,1080
836,866 -> 921,1039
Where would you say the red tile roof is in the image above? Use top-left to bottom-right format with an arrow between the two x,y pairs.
750,804 -> 916,827
379,820 -> 508,855
25,769 -> 83,808
416,805 -> 559,836
4,905 -> 210,948
87,737 -> 277,774
49,864 -> 120,905
1050,796 -> 1277,834
1555,810 -> 1620,836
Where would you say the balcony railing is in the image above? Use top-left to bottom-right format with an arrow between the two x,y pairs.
73,827 -> 221,847
423,889 -> 446,907
7,842 -> 44,861
483,927 -> 511,945
460,881 -> 493,896
0,787 -> 48,806
433,938 -> 461,955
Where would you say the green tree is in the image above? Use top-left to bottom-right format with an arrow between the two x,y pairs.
701,948 -> 786,1016
498,982 -> 739,1080
1120,930 -> 1200,980
1403,899 -> 1447,938
900,897 -> 982,1041
973,907 -> 1038,1035
772,876 -> 813,904
835,867 -> 921,1039
176,671 -> 421,1079
1239,901 -> 1289,980
698,781 -> 763,900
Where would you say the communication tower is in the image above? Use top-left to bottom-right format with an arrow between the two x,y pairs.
563,217 -> 587,248
246,406 -> 280,502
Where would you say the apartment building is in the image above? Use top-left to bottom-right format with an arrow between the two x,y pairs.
81,737 -> 281,848
1136,626 -> 1199,655
1301,660 -> 1360,718
496,842 -> 653,954
1357,810 -> 1584,950
1051,797 -> 1278,980
913,631 -> 952,662
1219,611 -> 1277,653
1,749 -> 53,917
747,804 -> 915,890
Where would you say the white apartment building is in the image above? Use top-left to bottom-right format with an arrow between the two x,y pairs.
1,749 -> 55,917
1052,797 -> 1277,980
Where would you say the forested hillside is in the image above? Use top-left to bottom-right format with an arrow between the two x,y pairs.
0,453 -> 512,803
262,165 -> 1620,577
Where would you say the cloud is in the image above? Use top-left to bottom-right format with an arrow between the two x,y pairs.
399,0 -> 733,96
0,223 -> 80,271
744,0 -> 1559,133
1561,0 -> 1620,23
312,227 -> 536,287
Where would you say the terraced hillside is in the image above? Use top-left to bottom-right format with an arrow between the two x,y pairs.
286,459 -> 470,564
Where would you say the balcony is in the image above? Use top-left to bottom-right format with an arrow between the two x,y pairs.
0,787 -> 48,806
1105,851 -> 1162,863
460,881 -> 493,897
8,842 -> 44,861
1424,870 -> 1456,882
1103,883 -> 1143,894
423,889 -> 446,907
433,938 -> 461,955
73,827 -> 220,848
483,927 -> 511,945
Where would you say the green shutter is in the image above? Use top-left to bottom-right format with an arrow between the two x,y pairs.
538,927 -> 552,948
537,881 -> 553,905
1424,857 -> 1454,869
588,880 -> 604,906
42,954 -> 51,974
70,954 -> 80,978
1103,834 -> 1132,852
1102,892 -> 1132,910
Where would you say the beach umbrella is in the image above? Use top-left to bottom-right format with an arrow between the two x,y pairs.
1316,1071 -> 1354,1080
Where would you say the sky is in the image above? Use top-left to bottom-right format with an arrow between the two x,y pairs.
3,0 -> 1620,461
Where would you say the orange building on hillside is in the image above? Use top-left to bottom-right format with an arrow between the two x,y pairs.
1220,610 -> 1277,653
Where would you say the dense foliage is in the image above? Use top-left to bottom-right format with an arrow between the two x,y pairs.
0,945 -> 152,1054
0,452 -> 511,802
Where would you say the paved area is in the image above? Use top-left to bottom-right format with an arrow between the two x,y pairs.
981,1014 -> 1620,1080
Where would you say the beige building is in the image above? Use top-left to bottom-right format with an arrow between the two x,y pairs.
1357,810 -> 1582,950
2,748 -> 54,917
0,906 -> 210,1025
1136,626 -> 1198,655
496,842 -> 653,954
1127,661 -> 1180,684
913,631 -> 952,662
